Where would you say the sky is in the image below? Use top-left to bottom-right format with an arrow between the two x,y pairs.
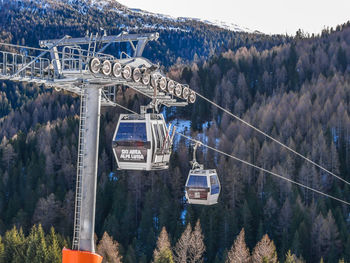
118,0 -> 350,35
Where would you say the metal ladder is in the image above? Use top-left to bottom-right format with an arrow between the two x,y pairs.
87,33 -> 98,58
72,86 -> 88,250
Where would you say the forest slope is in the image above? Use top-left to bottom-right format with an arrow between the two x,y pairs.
0,0 -> 287,66
0,1 -> 350,262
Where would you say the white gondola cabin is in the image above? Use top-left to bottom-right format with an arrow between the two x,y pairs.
185,169 -> 220,205
112,113 -> 172,170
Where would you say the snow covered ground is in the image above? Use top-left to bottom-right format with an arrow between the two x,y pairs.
130,7 -> 254,33
171,119 -> 216,149
13,0 -> 254,33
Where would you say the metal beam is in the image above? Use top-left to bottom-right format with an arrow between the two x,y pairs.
12,35 -> 69,77
39,32 -> 159,48
50,46 -> 61,73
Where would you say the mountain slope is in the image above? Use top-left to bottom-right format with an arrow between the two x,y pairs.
1,1 -> 350,263
0,0 -> 287,66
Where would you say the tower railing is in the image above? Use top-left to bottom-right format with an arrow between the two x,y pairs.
0,51 -> 52,80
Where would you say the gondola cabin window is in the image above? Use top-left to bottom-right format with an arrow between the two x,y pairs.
187,175 -> 208,188
115,122 -> 147,142
153,124 -> 161,147
210,175 -> 220,194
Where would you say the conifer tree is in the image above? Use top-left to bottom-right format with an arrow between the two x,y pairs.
242,200 -> 253,247
138,191 -> 156,259
174,223 -> 192,263
3,226 -> 25,263
37,224 -> 49,263
152,227 -> 174,263
26,224 -> 48,263
285,250 -> 296,263
344,236 -> 350,262
251,234 -> 277,263
312,211 -> 341,261
145,227 -> 157,261
26,225 -> 39,263
0,236 -> 4,263
291,231 -> 301,257
46,227 -> 61,263
97,232 -> 122,263
285,250 -> 304,263
189,220 -> 205,263
226,228 -> 250,263
124,244 -> 137,263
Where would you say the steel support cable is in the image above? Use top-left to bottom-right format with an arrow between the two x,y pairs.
114,102 -> 138,114
108,100 -> 138,114
176,132 -> 350,206
126,84 -> 186,113
101,90 -> 138,114
124,81 -> 349,187
112,101 -> 350,206
194,91 -> 350,186
97,76 -> 350,187
11,36 -> 344,202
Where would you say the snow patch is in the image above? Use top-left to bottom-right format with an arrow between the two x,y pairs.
175,119 -> 191,134
11,0 -> 254,33
180,208 -> 187,224
129,7 -> 254,33
108,172 -> 118,181
200,19 -> 257,33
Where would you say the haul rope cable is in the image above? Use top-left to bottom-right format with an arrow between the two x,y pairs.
2,41 -> 349,187
194,91 -> 350,186
125,82 -> 350,187
114,102 -> 350,206
177,132 -> 350,206
101,91 -> 138,114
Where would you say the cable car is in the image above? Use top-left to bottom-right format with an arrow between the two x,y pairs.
185,143 -> 221,205
112,113 -> 173,170
185,169 -> 220,205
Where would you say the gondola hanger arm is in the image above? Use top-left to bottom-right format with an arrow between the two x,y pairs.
162,123 -> 176,153
191,141 -> 203,170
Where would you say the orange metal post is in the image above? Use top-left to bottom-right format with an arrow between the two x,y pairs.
62,247 -> 103,263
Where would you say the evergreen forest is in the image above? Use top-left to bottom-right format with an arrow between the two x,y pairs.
0,0 -> 350,262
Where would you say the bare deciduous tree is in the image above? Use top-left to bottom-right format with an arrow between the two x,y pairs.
189,220 -> 205,263
174,223 -> 192,263
252,234 -> 278,263
32,193 -> 60,231
226,228 -> 250,263
97,232 -> 122,263
2,143 -> 16,169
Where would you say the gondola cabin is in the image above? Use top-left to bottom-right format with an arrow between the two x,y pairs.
112,113 -> 172,170
185,169 -> 220,205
